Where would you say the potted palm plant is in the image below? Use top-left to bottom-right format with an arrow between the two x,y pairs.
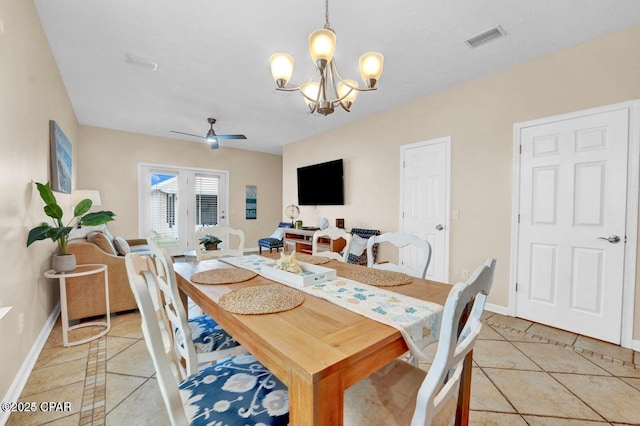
27,182 -> 116,272
199,234 -> 222,251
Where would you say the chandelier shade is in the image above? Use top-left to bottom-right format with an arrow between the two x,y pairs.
269,0 -> 383,115
359,52 -> 384,88
270,53 -> 294,88
309,29 -> 336,63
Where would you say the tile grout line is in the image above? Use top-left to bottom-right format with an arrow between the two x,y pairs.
484,319 -> 640,370
78,328 -> 108,426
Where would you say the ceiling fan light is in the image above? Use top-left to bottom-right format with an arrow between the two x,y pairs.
270,53 -> 294,88
359,52 -> 384,88
309,28 -> 336,64
210,139 -> 219,149
205,129 -> 217,143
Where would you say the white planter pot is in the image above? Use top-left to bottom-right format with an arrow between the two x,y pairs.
52,254 -> 76,272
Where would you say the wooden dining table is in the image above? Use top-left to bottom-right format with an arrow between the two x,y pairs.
174,255 -> 471,425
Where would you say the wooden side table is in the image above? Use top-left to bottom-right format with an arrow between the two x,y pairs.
45,264 -> 110,347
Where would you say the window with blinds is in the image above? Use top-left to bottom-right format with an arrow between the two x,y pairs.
195,175 -> 219,226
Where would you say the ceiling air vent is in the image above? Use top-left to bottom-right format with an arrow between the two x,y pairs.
465,25 -> 506,48
125,53 -> 159,71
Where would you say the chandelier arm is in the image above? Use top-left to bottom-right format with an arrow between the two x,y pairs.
273,70 -> 319,93
275,86 -> 303,93
331,59 -> 376,92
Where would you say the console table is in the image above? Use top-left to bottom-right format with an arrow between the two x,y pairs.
45,264 -> 110,347
284,228 -> 346,254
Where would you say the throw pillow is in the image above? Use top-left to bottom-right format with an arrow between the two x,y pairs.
269,227 -> 287,240
87,231 -> 117,255
113,236 -> 131,256
349,234 -> 367,257
68,224 -> 107,241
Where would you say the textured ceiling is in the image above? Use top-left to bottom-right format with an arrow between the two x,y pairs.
34,0 -> 640,154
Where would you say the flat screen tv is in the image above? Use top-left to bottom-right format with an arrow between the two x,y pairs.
297,159 -> 344,205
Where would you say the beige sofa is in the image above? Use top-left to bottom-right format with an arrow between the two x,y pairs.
65,228 -> 149,320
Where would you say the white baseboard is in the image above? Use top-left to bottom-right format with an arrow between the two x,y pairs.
485,303 -> 512,316
632,339 -> 640,353
0,302 -> 60,426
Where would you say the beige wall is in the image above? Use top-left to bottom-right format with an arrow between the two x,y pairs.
283,25 -> 640,339
76,126 -> 283,250
0,0 -> 282,403
0,0 -> 79,400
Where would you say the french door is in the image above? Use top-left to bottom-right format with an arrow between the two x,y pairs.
138,164 -> 229,256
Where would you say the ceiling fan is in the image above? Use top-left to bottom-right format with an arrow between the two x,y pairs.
170,117 -> 247,149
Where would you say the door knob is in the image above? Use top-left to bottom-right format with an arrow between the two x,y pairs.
597,235 -> 620,244
435,224 -> 444,231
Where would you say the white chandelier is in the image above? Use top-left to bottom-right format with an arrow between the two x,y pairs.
269,0 -> 384,116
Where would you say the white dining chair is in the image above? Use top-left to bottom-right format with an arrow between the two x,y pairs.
194,225 -> 245,260
124,253 -> 289,425
311,227 -> 353,262
344,258 -> 496,426
367,231 -> 432,278
146,239 -> 246,368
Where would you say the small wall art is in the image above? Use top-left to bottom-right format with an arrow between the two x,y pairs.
49,120 -> 72,194
246,185 -> 257,219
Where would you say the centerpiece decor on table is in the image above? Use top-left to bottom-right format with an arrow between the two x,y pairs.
273,252 -> 303,273
27,181 -> 115,272
261,252 -> 336,288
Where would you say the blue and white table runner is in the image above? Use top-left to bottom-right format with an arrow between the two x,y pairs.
220,254 -> 444,362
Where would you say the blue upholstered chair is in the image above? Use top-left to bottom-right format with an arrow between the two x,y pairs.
347,228 -> 380,265
258,222 -> 292,254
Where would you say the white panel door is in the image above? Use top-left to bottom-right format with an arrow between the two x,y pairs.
401,138 -> 450,282
517,109 -> 629,344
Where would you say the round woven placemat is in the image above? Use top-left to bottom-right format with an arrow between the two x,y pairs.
342,269 -> 413,287
218,284 -> 305,315
294,253 -> 331,265
190,268 -> 257,285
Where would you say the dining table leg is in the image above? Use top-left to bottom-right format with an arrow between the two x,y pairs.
455,349 -> 473,425
289,367 -> 343,425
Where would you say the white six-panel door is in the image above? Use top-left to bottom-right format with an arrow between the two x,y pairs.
516,109 -> 629,344
400,138 -> 450,283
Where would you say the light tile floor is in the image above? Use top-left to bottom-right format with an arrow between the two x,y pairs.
7,311 -> 640,425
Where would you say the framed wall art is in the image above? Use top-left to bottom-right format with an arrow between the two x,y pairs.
246,185 -> 257,220
49,120 -> 72,194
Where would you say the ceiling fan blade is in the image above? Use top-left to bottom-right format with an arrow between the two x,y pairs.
217,134 -> 247,140
170,130 -> 204,139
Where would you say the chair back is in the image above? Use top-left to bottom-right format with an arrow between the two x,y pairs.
194,225 -> 245,260
124,253 -> 191,425
147,239 -> 200,376
348,228 -> 380,265
312,227 -> 353,262
367,231 -> 432,278
411,258 -> 496,426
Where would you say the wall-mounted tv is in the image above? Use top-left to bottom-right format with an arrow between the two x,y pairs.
297,159 -> 344,205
